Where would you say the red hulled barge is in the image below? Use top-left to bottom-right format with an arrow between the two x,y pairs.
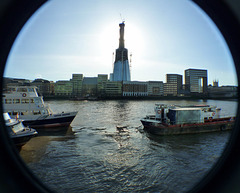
141,104 -> 235,135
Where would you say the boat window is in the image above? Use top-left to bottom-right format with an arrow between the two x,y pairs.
33,111 -> 41,115
6,88 -> 11,92
18,88 -> 27,92
13,99 -> 20,104
12,122 -> 24,133
30,99 -> 34,103
21,99 -> 29,104
5,99 -> 12,104
28,88 -> 34,92
7,112 -> 12,116
12,112 -> 18,116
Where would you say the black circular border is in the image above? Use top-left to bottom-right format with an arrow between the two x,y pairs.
190,1 -> 240,192
0,1 -> 51,192
0,1 -> 239,192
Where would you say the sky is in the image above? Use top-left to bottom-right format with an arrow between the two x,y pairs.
4,0 -> 238,86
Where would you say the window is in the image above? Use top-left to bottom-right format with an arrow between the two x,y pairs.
33,111 -> 41,115
13,99 -> 20,104
5,99 -> 12,104
21,99 -> 29,104
28,88 -> 34,92
12,112 -> 18,116
17,88 -> 27,92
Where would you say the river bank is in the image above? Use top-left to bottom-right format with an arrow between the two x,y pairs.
44,95 -> 238,101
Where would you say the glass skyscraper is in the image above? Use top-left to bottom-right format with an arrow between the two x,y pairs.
185,68 -> 208,93
112,22 -> 131,81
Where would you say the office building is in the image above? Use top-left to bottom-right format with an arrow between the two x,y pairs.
82,77 -> 98,97
55,80 -> 73,97
123,81 -> 148,97
164,74 -> 182,96
185,68 -> 208,93
97,74 -> 108,97
148,81 -> 164,96
71,74 -> 83,98
105,81 -> 122,97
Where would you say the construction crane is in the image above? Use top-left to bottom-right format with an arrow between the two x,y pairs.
129,52 -> 132,73
112,52 -> 115,71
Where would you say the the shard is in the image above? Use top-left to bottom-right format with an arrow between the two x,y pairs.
112,22 -> 131,81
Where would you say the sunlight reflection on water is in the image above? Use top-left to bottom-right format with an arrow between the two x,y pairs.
22,99 -> 236,192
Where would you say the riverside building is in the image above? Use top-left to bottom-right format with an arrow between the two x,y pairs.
123,81 -> 148,97
82,77 -> 98,97
164,74 -> 183,96
148,81 -> 164,96
71,74 -> 83,98
55,80 -> 73,97
185,68 -> 208,94
97,74 -> 108,97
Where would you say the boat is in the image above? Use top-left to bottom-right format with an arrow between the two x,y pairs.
2,86 -> 78,130
4,112 -> 38,149
140,104 -> 235,135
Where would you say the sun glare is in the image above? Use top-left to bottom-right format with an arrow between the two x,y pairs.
99,22 -> 144,68
125,23 -> 144,57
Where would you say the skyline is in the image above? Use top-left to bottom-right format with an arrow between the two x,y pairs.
4,0 -> 238,86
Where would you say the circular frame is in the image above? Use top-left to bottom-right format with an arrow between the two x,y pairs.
0,0 -> 239,192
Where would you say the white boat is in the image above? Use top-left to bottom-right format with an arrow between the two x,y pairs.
4,112 -> 38,149
2,86 -> 78,130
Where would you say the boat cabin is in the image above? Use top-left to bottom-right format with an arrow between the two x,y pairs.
153,104 -> 220,125
3,86 -> 52,120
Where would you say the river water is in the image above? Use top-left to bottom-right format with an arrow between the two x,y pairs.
20,99 -> 237,193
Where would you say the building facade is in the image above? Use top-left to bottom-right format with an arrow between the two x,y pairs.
208,85 -> 237,98
82,77 -> 98,97
123,81 -> 148,97
185,69 -> 208,94
54,80 -> 73,97
71,74 -> 83,98
164,74 -> 182,96
97,74 -> 108,97
148,81 -> 164,96
105,81 -> 122,97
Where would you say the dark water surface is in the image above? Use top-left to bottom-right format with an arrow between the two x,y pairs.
20,99 -> 237,192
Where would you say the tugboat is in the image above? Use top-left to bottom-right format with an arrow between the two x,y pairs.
141,104 -> 235,135
3,86 -> 78,131
4,112 -> 38,149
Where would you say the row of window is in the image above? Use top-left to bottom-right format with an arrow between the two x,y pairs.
123,84 -> 148,92
123,93 -> 148,96
7,110 -> 41,116
5,88 -> 35,92
4,98 -> 34,104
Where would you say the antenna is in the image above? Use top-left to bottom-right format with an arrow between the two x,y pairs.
130,52 -> 132,73
120,13 -> 125,23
